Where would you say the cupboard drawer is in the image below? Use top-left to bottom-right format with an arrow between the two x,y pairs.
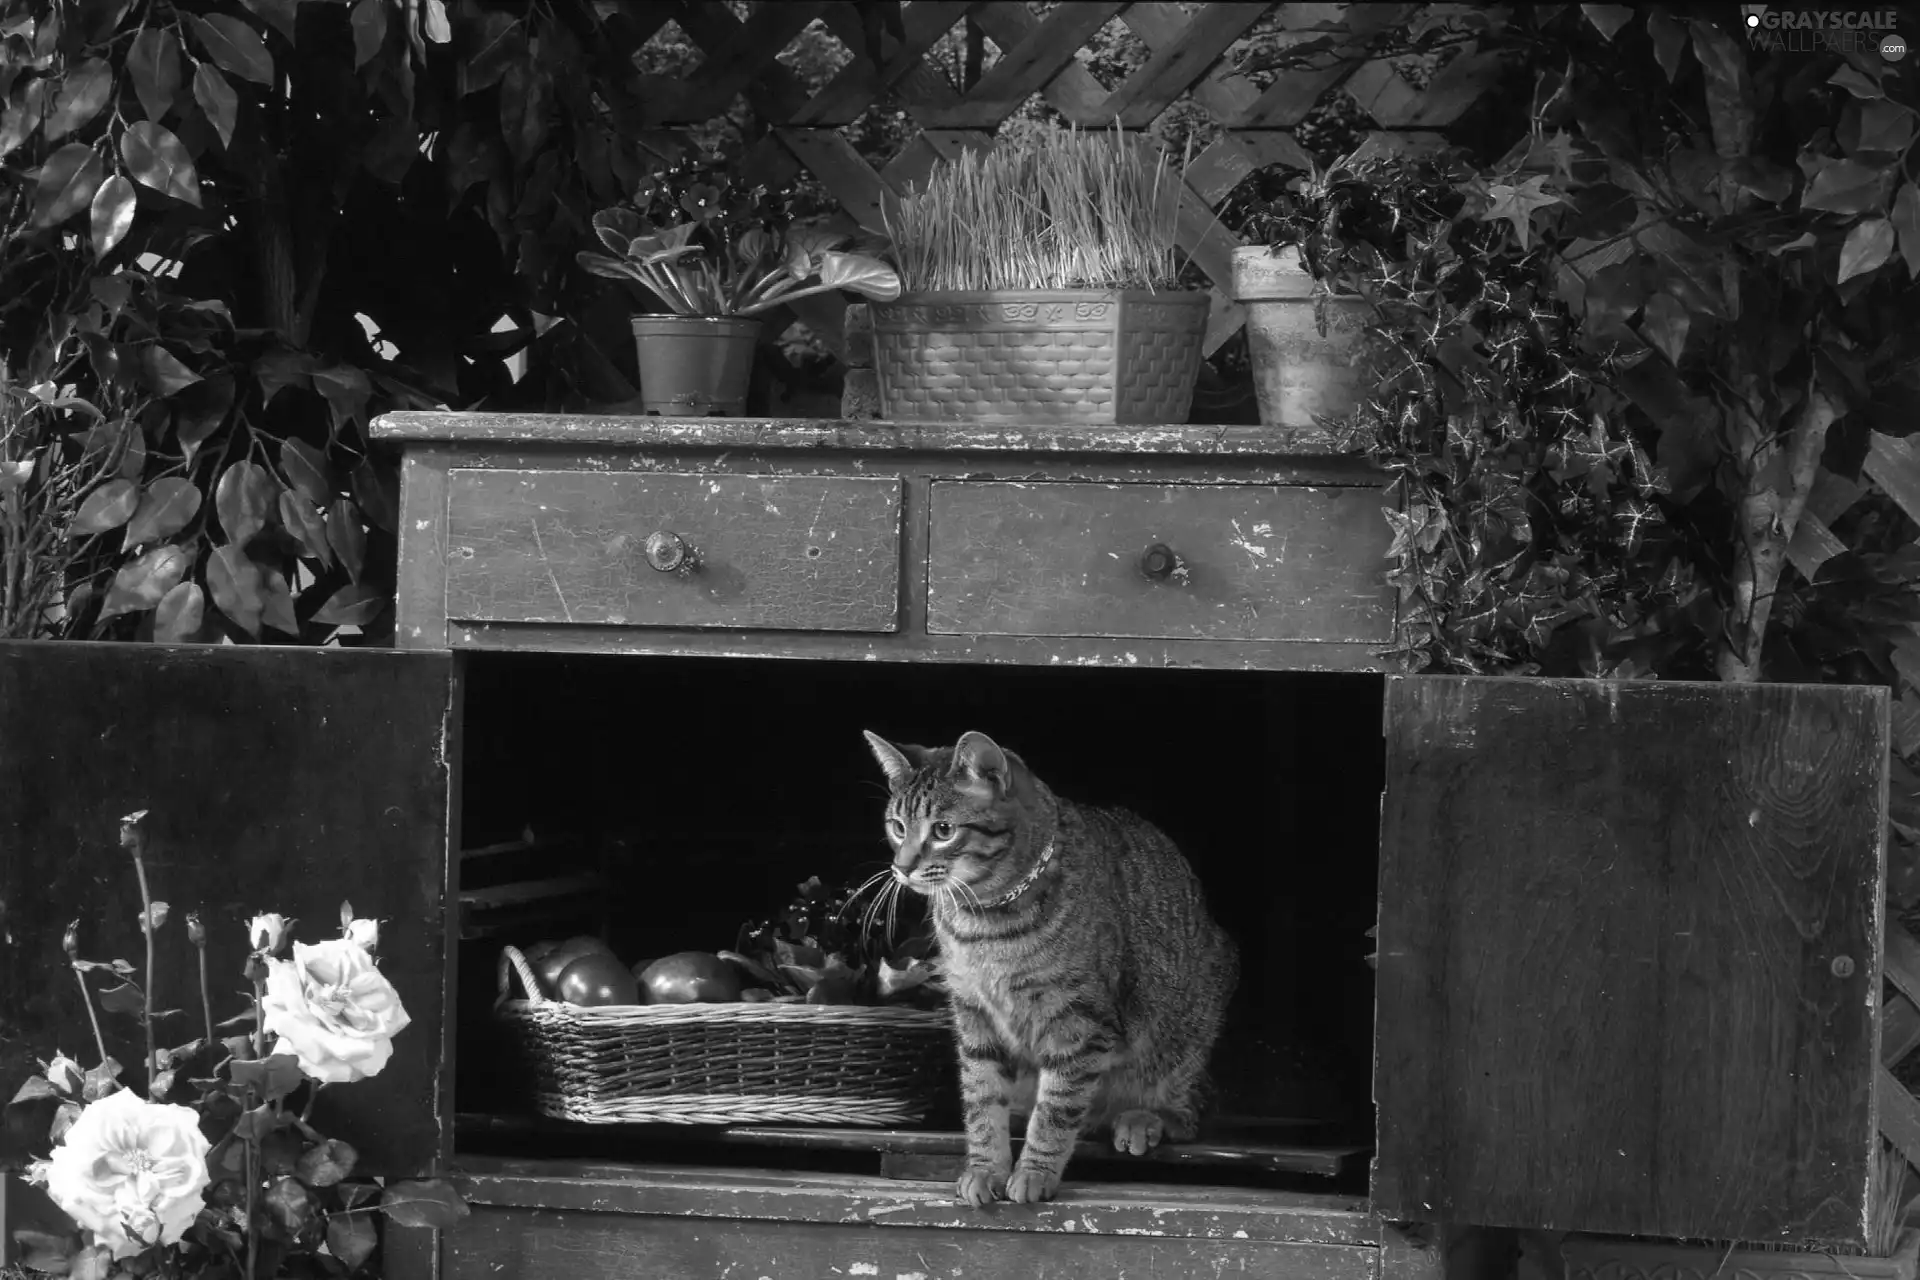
445,471 -> 903,632
926,482 -> 1392,643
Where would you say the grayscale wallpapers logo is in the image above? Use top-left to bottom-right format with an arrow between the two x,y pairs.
1740,6 -> 1906,59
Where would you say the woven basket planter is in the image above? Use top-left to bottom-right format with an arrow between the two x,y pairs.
494,945 -> 954,1126
870,289 -> 1210,424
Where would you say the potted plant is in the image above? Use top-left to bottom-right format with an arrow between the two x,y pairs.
578,163 -> 901,416
876,125 -> 1209,425
1225,150 -> 1410,431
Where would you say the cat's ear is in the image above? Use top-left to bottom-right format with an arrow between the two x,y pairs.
951,731 -> 1011,795
863,730 -> 921,790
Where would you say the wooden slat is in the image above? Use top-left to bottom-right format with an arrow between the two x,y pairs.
669,1 -> 816,123
1885,920 -> 1920,1008
925,0 -> 1128,128
878,129 -> 993,194
964,0 -> 1115,124
1184,130 -> 1315,205
1099,2 -> 1268,127
1867,432 -> 1920,529
1881,1063 -> 1920,1169
792,0 -> 978,125
1885,989 -> 1920,1066
775,127 -> 894,232
677,0 -> 827,120
1122,1 -> 1264,125
1233,7 -> 1381,128
1368,47 -> 1506,128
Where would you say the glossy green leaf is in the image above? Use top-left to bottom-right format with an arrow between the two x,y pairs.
44,59 -> 111,142
1855,101 -> 1916,155
1894,183 -> 1920,278
121,121 -> 201,207
205,545 -> 263,637
278,490 -> 332,566
351,459 -> 397,534
137,345 -> 201,396
0,80 -> 50,160
193,64 -> 237,150
238,0 -> 299,45
326,1213 -> 376,1270
327,499 -> 365,584
73,478 -> 139,534
1802,158 -> 1894,214
127,29 -> 181,122
154,581 -> 204,643
89,174 -> 135,257
279,439 -> 331,504
188,14 -> 273,86
1641,292 -> 1690,365
456,12 -> 520,96
215,461 -> 274,547
1580,5 -> 1633,40
124,478 -> 201,546
313,582 -> 385,627
173,374 -> 234,461
350,0 -> 386,68
1837,217 -> 1896,284
260,565 -> 298,635
100,544 -> 190,620
32,143 -> 104,228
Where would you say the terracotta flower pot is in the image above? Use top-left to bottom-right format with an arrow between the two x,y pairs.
1231,245 -> 1371,431
630,315 -> 760,416
869,289 -> 1210,425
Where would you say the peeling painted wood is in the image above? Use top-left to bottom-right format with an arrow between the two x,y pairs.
448,1155 -> 1380,1245
1375,676 -> 1889,1246
371,412 -> 1357,459
926,482 -> 1393,643
444,471 -> 903,632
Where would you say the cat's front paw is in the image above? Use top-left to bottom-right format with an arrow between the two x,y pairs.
1111,1108 -> 1165,1156
1005,1161 -> 1062,1204
955,1165 -> 1007,1207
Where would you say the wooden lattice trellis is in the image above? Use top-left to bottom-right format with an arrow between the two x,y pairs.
597,0 -> 1507,360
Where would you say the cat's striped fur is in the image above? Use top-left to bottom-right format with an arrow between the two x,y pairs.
864,729 -> 1238,1206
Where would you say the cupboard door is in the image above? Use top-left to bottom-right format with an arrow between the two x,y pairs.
0,641 -> 457,1177
1374,675 -> 1888,1245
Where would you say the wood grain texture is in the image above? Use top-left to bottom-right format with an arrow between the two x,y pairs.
371,412 -> 1356,457
1374,676 -> 1890,1245
444,470 -> 903,632
0,642 -> 457,1176
444,1204 -> 1379,1280
449,1156 -> 1378,1244
396,451 -> 452,649
926,481 -> 1393,643
922,1 -> 1127,128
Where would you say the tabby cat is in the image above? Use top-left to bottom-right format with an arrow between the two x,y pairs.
864,728 -> 1239,1206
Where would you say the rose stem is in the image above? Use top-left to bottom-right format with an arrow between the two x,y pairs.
66,921 -> 109,1067
197,941 -> 213,1049
300,1082 -> 322,1123
120,811 -> 158,1088
244,963 -> 264,1280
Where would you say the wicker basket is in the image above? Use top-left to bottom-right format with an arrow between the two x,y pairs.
870,289 -> 1211,424
494,945 -> 955,1126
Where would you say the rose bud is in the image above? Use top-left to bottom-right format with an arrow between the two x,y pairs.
62,919 -> 79,959
344,917 -> 379,954
248,914 -> 292,956
185,912 -> 206,947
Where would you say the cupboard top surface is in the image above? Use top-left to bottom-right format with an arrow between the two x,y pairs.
371,412 -> 1356,459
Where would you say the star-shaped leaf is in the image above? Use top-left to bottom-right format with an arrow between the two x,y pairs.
1478,175 -> 1564,251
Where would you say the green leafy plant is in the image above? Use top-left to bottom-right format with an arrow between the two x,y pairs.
577,159 -> 900,317
4,811 -> 469,1280
884,123 -> 1186,291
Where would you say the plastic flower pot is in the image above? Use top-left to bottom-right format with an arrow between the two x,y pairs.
869,289 -> 1210,425
1231,245 -> 1371,430
630,315 -> 760,416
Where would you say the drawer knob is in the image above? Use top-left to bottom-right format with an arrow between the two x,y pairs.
644,530 -> 695,573
1140,542 -> 1180,581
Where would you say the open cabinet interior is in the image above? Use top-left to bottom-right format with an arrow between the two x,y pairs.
451,652 -> 1385,1196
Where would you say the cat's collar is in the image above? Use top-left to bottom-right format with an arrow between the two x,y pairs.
989,837 -> 1056,908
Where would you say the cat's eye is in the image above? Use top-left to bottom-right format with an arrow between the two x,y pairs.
931,821 -> 955,841
887,817 -> 906,838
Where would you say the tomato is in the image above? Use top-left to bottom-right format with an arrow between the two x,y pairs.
638,952 -> 742,1004
555,953 -> 641,1007
532,935 -> 613,994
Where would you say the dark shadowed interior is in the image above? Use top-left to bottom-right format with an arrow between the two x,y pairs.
452,652 -> 1383,1193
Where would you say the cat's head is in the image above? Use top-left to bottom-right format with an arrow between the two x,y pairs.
862,729 -> 1041,903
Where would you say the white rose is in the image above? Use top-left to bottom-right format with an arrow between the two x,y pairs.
260,939 -> 410,1084
248,913 -> 292,955
39,1087 -> 211,1259
344,916 -> 379,953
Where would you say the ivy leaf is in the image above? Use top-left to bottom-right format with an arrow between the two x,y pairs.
328,499 -> 366,583
74,479 -> 139,534
1802,158 -> 1894,214
313,581 -> 385,626
1580,5 -> 1633,40
188,14 -> 274,86
1895,183 -> 1920,277
1478,175 -> 1563,251
121,121 -> 201,207
1641,293 -> 1690,365
238,0 -> 299,45
215,461 -> 274,547
32,143 -> 105,228
296,1138 -> 358,1187
153,581 -> 204,643
1837,217 -> 1896,283
193,65 -> 237,150
124,477 -> 201,546
89,174 -> 135,257
206,545 -> 264,637
326,1214 -> 376,1270
1829,64 -> 1885,100
1690,21 -> 1754,160
350,0 -> 387,68
138,345 -> 201,396
278,491 -> 332,565
100,544 -> 189,619
0,80 -> 50,160
279,438 -> 331,504
457,12 -> 520,96
1646,10 -> 1688,80
127,29 -> 181,122
1855,101 -> 1916,155
44,59 -> 112,142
